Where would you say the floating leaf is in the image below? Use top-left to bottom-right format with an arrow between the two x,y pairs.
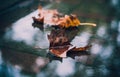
32,7 -> 96,28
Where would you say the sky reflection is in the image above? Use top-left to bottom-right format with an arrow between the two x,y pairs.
71,32 -> 91,47
56,58 -> 75,77
4,10 -> 49,48
1,0 -> 120,77
2,9 -> 111,77
100,45 -> 113,60
97,26 -> 106,37
4,10 -> 39,45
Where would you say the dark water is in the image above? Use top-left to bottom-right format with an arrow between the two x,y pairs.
0,0 -> 120,77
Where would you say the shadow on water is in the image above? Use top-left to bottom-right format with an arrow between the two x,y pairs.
0,0 -> 120,77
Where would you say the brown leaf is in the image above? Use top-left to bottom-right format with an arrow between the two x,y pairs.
48,29 -> 71,47
32,7 -> 96,29
32,7 -> 81,28
49,45 -> 71,58
70,45 -> 92,51
49,45 -> 91,58
67,45 -> 92,59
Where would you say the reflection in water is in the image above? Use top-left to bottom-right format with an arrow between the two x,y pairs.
91,44 -> 102,54
71,32 -> 91,47
1,8 -> 50,76
100,45 -> 113,59
117,22 -> 120,45
97,26 -> 106,37
0,0 -> 120,77
1,6 -> 92,77
56,58 -> 75,77
4,10 -> 39,45
0,51 -> 2,64
4,10 -> 49,48
32,7 -> 92,64
85,67 -> 94,76
111,0 -> 118,6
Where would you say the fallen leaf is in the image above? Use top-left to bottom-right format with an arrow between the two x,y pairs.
32,7 -> 96,28
67,45 -> 91,59
49,45 -> 71,58
48,29 -> 71,47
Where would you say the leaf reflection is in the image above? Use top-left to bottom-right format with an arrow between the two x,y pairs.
32,7 -> 95,62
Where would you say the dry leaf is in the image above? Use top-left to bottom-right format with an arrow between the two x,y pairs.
32,7 -> 96,28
